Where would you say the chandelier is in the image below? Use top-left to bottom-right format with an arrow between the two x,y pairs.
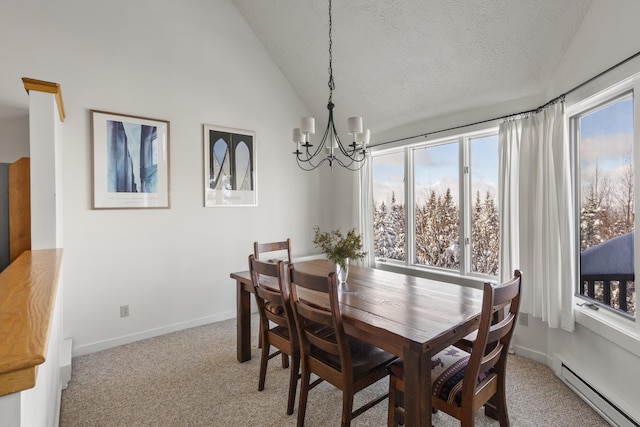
292,0 -> 369,171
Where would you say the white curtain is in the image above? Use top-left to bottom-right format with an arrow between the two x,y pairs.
498,101 -> 576,332
356,159 -> 376,267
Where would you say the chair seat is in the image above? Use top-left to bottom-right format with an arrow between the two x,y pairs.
388,346 -> 492,407
270,321 -> 332,341
312,336 -> 397,377
269,324 -> 291,339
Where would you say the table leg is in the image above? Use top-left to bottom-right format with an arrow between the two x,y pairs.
236,278 -> 252,362
403,344 -> 432,427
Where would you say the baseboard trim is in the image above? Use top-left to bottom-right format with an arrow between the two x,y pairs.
71,310 -> 236,357
553,354 -> 639,427
60,338 -> 72,389
511,344 -> 549,365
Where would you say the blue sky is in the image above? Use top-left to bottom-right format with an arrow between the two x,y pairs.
373,135 -> 499,207
579,96 -> 633,189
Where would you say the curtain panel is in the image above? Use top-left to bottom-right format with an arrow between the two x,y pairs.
357,160 -> 376,268
499,102 -> 576,332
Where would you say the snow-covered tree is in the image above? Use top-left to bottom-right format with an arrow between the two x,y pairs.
373,192 -> 406,261
471,191 -> 499,275
389,192 -> 406,260
415,189 -> 459,268
375,187 -> 499,276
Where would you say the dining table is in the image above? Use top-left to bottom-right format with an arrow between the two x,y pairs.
230,258 -> 484,427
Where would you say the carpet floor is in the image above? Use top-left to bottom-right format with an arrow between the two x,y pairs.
60,316 -> 609,426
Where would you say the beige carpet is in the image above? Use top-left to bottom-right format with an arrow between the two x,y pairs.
60,315 -> 608,426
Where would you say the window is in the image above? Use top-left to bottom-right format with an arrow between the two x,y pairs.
571,91 -> 636,319
372,130 -> 499,278
372,150 -> 405,261
470,135 -> 500,275
414,142 -> 460,269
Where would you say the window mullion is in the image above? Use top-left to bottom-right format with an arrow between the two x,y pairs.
634,78 -> 640,330
460,136 -> 471,275
406,147 -> 415,267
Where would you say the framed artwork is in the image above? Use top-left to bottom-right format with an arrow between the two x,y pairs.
91,110 -> 170,209
203,124 -> 256,207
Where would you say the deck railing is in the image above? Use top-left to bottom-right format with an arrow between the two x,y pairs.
579,274 -> 635,318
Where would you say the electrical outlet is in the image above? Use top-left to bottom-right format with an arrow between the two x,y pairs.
120,305 -> 130,318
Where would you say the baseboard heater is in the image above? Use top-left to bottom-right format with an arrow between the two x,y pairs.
560,363 -> 639,427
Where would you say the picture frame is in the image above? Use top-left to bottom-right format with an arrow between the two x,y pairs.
91,110 -> 170,209
203,124 -> 257,207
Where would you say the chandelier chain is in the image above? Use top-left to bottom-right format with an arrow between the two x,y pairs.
327,0 -> 335,99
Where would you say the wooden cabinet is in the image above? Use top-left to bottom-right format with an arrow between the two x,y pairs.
9,157 -> 30,263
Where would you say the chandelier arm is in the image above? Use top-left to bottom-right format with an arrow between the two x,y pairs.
297,153 -> 331,171
333,132 -> 354,158
338,153 -> 366,167
334,131 -> 367,162
331,154 -> 366,171
306,130 -> 327,160
296,121 -> 327,163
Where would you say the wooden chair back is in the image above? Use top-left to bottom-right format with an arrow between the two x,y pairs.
442,269 -> 522,425
249,254 -> 294,338
463,270 -> 521,402
248,254 -> 300,415
253,239 -> 292,264
289,264 -> 396,426
288,266 -> 352,386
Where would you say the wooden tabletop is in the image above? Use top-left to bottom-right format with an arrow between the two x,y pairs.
299,260 -> 482,353
232,258 -> 483,356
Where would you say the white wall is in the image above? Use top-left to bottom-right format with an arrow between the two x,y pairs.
0,0 -> 328,355
546,0 -> 640,100
0,113 -> 29,162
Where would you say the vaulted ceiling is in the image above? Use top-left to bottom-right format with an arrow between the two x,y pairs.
230,0 -> 593,134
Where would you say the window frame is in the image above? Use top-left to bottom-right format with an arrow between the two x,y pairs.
569,88 -> 635,320
370,126 -> 499,283
566,73 -> 640,347
370,146 -> 408,264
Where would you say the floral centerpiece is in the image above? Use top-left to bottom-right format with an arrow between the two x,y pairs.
313,227 -> 366,282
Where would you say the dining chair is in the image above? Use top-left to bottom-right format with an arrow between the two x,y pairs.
288,264 -> 397,427
254,238 -> 293,264
253,239 -> 293,350
248,254 -> 299,415
387,270 -> 522,427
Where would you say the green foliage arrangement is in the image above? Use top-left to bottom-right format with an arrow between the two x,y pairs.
312,227 -> 366,269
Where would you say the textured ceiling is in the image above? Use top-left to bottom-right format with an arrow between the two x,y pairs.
230,0 -> 593,134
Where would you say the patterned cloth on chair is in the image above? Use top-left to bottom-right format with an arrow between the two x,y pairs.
388,346 -> 492,407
